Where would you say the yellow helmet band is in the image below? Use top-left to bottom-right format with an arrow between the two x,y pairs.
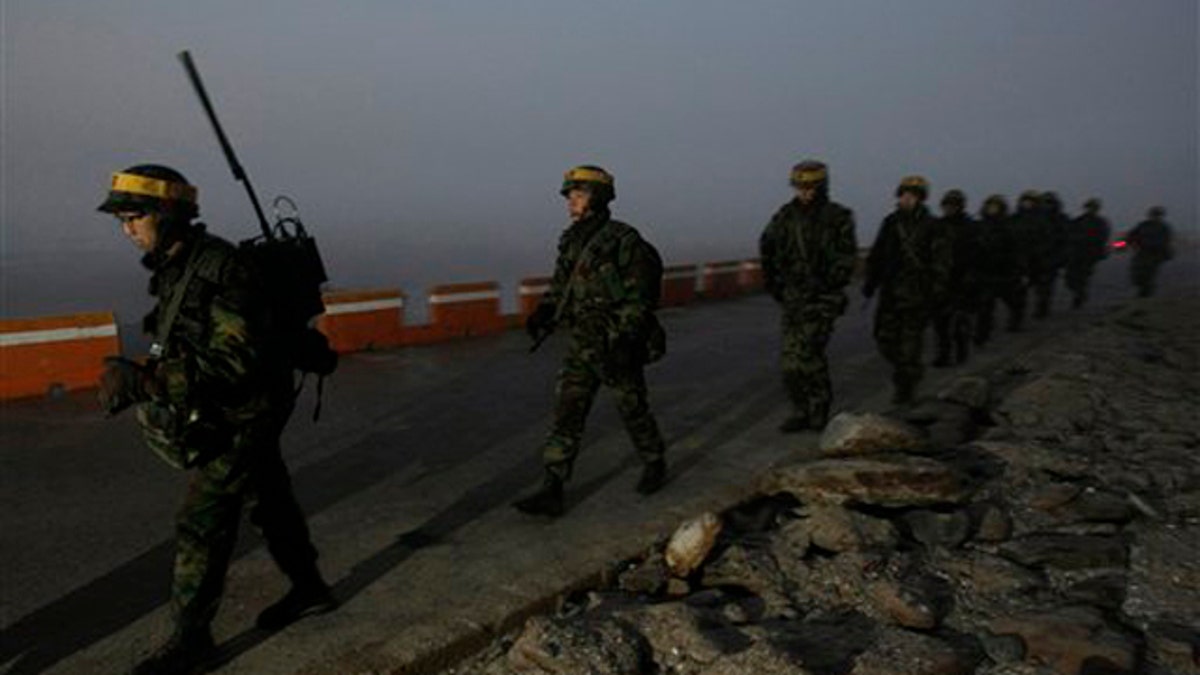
563,167 -> 613,186
111,172 -> 197,203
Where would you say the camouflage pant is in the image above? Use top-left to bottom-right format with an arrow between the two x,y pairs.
977,277 -> 1027,340
1131,256 -> 1164,297
932,307 -> 973,362
780,306 -> 837,423
1029,268 -> 1059,318
1064,260 -> 1097,306
543,334 -> 664,481
873,300 -> 929,391
172,416 -> 319,635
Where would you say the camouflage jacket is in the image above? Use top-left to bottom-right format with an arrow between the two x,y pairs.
1127,219 -> 1173,261
938,213 -> 981,303
543,213 -> 661,342
975,215 -> 1025,283
759,198 -> 858,313
863,205 -> 951,309
1066,214 -> 1111,266
142,225 -> 287,426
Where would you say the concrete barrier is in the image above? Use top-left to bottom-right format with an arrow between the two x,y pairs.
318,289 -> 406,353
427,281 -> 506,339
739,259 -> 764,293
0,311 -> 120,399
661,264 -> 698,307
701,260 -> 743,300
518,276 -> 553,320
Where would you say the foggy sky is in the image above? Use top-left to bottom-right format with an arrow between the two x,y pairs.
1,0 -> 1197,320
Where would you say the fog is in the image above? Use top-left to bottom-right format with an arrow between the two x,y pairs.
2,0 -> 1196,322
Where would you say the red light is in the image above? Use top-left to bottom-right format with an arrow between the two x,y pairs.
1112,240 -> 1127,249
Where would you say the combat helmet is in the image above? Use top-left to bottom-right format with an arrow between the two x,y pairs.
1083,198 -> 1101,212
1017,190 -> 1040,210
1148,206 -> 1166,218
560,165 -> 615,205
98,164 -> 198,220
941,189 -> 967,207
895,175 -> 929,200
982,194 -> 1009,218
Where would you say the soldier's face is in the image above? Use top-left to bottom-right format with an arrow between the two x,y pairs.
566,188 -> 592,222
897,192 -> 921,212
794,185 -> 818,205
117,211 -> 160,252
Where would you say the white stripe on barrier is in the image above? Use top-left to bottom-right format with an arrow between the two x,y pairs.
741,261 -> 762,270
324,298 -> 405,316
519,284 -> 551,296
664,269 -> 696,281
0,323 -> 118,347
705,263 -> 742,273
429,290 -> 501,305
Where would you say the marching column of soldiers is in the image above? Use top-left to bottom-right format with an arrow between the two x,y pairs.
95,159 -> 1174,675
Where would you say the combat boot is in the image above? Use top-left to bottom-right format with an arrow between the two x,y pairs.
513,474 -> 565,517
256,576 -> 338,631
635,459 -> 666,495
778,415 -> 810,433
131,630 -> 216,675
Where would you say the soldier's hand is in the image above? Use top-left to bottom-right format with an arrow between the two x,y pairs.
98,357 -> 154,416
526,303 -> 556,341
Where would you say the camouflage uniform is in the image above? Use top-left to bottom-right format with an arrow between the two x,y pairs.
973,196 -> 1025,343
1064,201 -> 1110,308
863,190 -> 951,403
759,193 -> 857,426
139,226 -> 325,636
1127,209 -> 1174,297
931,195 -> 980,365
1025,193 -> 1069,318
538,212 -> 665,481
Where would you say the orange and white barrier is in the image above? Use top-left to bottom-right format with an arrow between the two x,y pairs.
0,312 -> 120,399
661,264 -> 698,307
317,289 -> 406,353
739,259 -> 764,292
427,281 -> 506,338
518,276 -> 553,319
701,260 -> 743,300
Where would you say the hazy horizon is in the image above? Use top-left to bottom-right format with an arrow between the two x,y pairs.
3,1 -> 1197,322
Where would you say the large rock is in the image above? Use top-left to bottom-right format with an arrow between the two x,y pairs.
1000,533 -> 1128,571
989,606 -> 1138,674
819,412 -> 927,457
666,512 -> 723,578
867,575 -> 949,630
803,505 -> 899,552
938,376 -> 991,409
697,641 -> 815,675
507,615 -> 652,674
613,601 -> 745,672
617,553 -> 669,596
903,509 -> 972,548
765,456 -> 971,508
993,376 -> 1104,438
849,627 -> 973,675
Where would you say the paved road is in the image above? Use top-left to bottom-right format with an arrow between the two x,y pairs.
2,253 -> 1195,674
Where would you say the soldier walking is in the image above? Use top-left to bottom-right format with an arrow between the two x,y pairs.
515,166 -> 667,517
759,160 -> 858,432
974,195 -> 1024,344
1127,206 -> 1174,297
863,176 -> 951,404
931,189 -> 979,366
1064,198 -> 1111,308
96,165 -> 335,675
1029,191 -> 1069,319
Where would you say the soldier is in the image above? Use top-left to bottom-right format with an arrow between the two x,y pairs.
759,160 -> 858,432
1005,190 -> 1043,329
931,189 -> 979,366
1126,206 -> 1174,297
863,175 -> 950,404
515,165 -> 667,517
1064,198 -> 1111,308
96,165 -> 335,675
974,195 -> 1024,344
1028,191 -> 1069,319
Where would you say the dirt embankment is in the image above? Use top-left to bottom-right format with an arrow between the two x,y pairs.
453,292 -> 1200,675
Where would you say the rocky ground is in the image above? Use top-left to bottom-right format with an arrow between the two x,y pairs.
447,291 -> 1200,675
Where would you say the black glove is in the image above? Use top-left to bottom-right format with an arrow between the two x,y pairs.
98,356 -> 155,416
526,303 -> 557,341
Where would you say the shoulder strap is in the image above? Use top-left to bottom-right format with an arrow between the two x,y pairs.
553,222 -> 618,323
149,239 -> 206,359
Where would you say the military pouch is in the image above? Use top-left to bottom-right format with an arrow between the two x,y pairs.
135,401 -> 234,470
